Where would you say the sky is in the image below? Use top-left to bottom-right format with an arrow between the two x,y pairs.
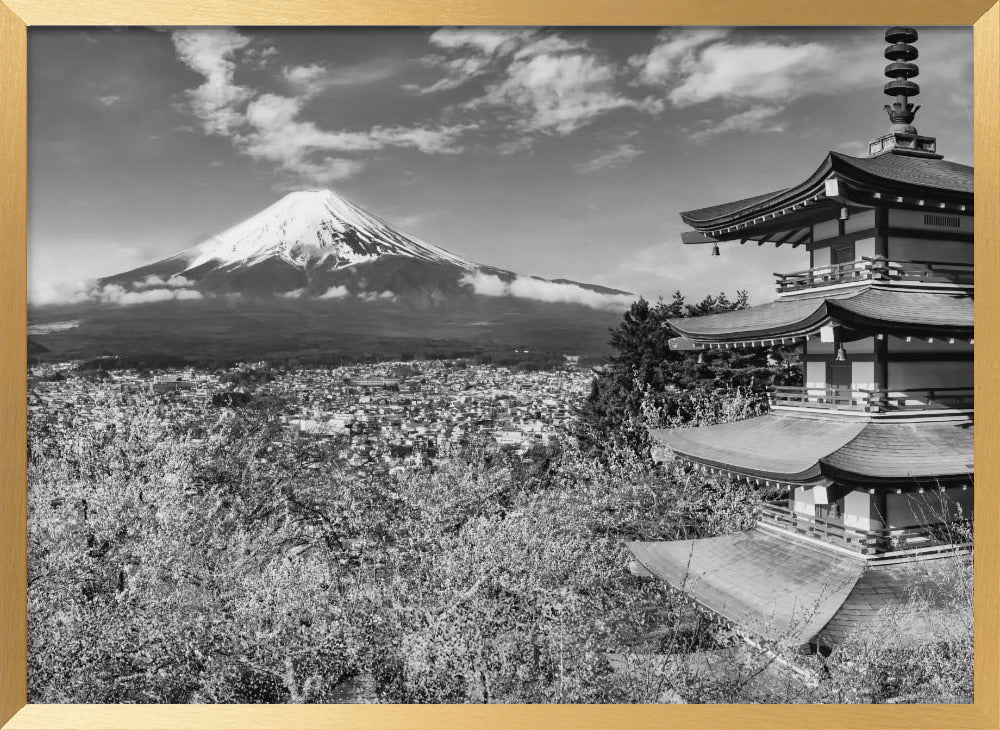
27,26 -> 973,307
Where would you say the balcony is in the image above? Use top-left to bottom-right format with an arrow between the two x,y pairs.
769,385 -> 974,413
758,502 -> 972,562
774,256 -> 974,294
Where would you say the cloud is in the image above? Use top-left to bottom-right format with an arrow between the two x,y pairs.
667,40 -> 839,108
281,288 -> 305,299
236,92 -> 466,182
245,43 -> 278,69
429,27 -> 531,56
359,290 -> 396,302
134,274 -> 197,290
627,29 -> 890,143
98,94 -> 122,106
629,28 -> 731,86
285,59 -> 399,95
512,35 -> 589,60
460,271 -> 633,311
29,279 -> 204,306
574,143 -> 643,174
403,56 -> 492,95
633,30 -> 892,110
170,28 -> 469,186
283,63 -> 328,96
689,105 -> 786,143
404,28 -> 537,95
29,281 -> 92,306
94,283 -> 203,305
170,28 -> 253,135
414,28 -> 658,139
319,285 -> 349,299
474,51 -> 662,136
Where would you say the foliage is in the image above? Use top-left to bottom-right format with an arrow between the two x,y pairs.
29,400 -> 762,704
28,392 -> 972,705
578,293 -> 800,454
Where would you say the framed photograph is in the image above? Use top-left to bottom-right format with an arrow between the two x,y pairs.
2,1 -> 998,729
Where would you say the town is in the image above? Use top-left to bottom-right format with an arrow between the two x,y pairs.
28,359 -> 592,473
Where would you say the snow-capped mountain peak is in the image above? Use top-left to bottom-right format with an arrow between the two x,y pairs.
97,188 -> 632,308
181,188 -> 473,272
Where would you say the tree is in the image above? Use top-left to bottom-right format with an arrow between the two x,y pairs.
578,292 -> 800,455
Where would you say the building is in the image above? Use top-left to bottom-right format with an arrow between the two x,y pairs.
627,27 -> 973,653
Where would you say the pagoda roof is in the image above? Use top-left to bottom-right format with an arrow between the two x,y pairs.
627,530 -> 968,647
681,151 -> 973,232
650,413 -> 973,487
821,420 -> 974,485
816,558 -> 969,647
627,530 -> 864,646
667,286 -> 973,343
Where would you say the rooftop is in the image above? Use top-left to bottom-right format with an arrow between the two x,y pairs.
667,285 -> 974,344
678,152 -> 973,252
628,529 -> 968,648
651,413 -> 974,488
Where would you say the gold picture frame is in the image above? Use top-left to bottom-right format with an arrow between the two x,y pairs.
1,1 -> 998,727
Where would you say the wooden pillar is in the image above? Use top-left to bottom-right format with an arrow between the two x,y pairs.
874,206 -> 889,259
873,490 -> 889,528
874,334 -> 888,390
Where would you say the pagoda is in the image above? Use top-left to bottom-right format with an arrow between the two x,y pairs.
627,27 -> 973,653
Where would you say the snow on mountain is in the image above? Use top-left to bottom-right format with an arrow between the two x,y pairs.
181,189 -> 474,272
94,188 -> 633,309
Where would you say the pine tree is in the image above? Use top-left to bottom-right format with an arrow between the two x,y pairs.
578,291 -> 800,455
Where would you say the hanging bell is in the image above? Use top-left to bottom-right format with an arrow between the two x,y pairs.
835,344 -> 848,361
710,242 -> 720,257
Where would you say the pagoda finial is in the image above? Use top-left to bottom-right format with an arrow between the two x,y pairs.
866,26 -> 940,158
883,26 -> 921,133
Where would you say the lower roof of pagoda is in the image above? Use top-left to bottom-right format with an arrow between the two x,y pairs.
667,285 -> 973,344
650,413 -> 974,487
627,530 -> 966,648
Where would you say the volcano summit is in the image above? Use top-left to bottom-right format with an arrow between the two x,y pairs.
99,189 -> 630,306
32,190 -> 634,363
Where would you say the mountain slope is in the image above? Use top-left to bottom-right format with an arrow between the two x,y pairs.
99,189 -> 629,302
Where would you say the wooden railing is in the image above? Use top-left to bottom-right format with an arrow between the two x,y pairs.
774,256 -> 974,293
774,260 -> 873,292
869,387 -> 974,411
769,386 -> 973,413
759,503 -> 878,552
759,502 -> 972,558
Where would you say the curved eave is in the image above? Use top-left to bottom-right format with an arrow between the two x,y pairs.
651,415 -> 974,488
650,415 -> 867,484
820,421 -> 974,487
626,530 -> 865,646
680,155 -> 835,229
680,151 -> 974,233
668,287 -> 974,344
628,533 -> 966,648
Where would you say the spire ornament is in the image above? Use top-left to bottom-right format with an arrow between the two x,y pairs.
867,26 -> 941,159
883,27 -> 921,132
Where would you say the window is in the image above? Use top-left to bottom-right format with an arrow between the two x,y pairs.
924,213 -> 961,228
830,242 -> 855,266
